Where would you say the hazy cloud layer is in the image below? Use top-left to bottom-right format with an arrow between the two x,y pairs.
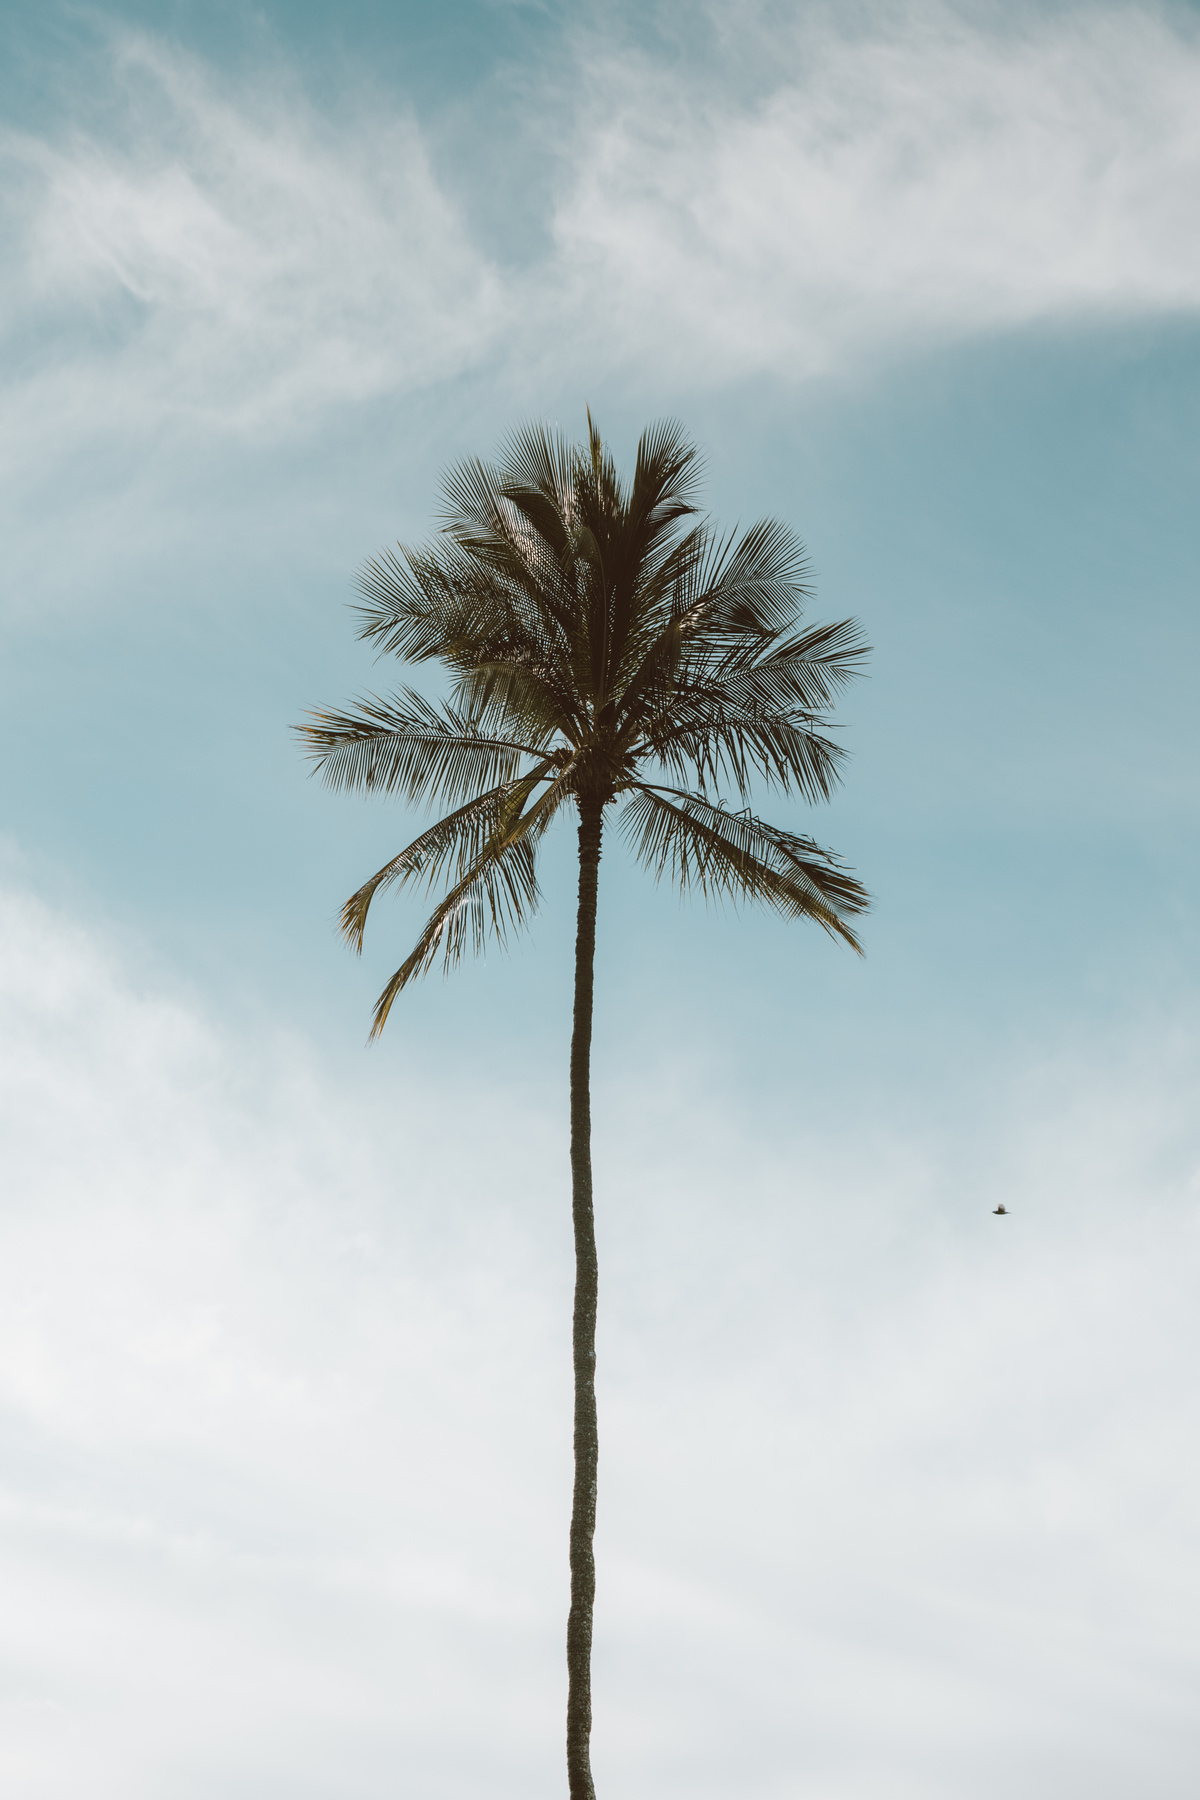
1,30 -> 504,462
3,3 -> 1200,482
559,2 -> 1200,376
3,879 -> 1198,1797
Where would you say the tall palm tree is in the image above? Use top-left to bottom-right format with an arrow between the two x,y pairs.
297,417 -> 869,1799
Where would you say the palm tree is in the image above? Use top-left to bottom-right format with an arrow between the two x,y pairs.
296,417 -> 869,1799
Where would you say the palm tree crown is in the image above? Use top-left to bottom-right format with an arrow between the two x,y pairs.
299,416 -> 869,1028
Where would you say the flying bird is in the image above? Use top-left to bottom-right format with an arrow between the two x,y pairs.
993,1204 -> 1008,1215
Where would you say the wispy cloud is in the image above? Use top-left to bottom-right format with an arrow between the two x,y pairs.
1,30 -> 504,458
556,2 -> 1200,378
4,3 -> 1200,491
2,876 -> 1198,1795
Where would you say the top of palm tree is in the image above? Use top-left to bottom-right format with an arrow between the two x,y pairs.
297,415 -> 870,1035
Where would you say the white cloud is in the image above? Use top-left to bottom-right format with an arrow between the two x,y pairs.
5,3 -> 1200,494
556,3 -> 1200,378
2,878 -> 1199,1795
0,30 -> 505,460
0,880 -> 572,1795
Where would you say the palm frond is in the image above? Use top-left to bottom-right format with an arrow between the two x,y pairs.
682,618 -> 871,708
356,543 -> 585,735
606,523 -> 735,734
364,768 -> 577,1036
339,764 -> 555,950
453,661 -> 584,748
630,418 -> 704,521
296,689 -> 551,803
679,518 -> 814,647
355,542 -> 563,676
649,706 -> 847,803
619,785 -> 868,946
354,544 -> 471,663
367,829 -> 541,1036
440,450 -> 582,643
635,620 -> 867,801
492,423 -> 579,529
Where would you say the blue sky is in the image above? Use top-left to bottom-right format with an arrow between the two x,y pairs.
2,3 -> 1200,1796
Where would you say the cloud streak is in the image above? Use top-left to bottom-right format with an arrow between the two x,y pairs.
558,2 -> 1200,377
1,29 -> 504,458
4,3 -> 1200,488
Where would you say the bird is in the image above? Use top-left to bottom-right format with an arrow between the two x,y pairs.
992,1204 -> 1008,1215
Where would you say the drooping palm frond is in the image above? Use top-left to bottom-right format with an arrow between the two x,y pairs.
619,785 -> 868,947
361,766 -> 578,1036
367,829 -> 540,1036
338,763 -> 557,951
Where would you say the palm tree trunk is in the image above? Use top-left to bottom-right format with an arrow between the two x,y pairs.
566,798 -> 603,1800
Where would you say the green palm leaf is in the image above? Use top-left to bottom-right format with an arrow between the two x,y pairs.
296,689 -> 552,803
620,784 -> 867,946
338,762 -> 556,951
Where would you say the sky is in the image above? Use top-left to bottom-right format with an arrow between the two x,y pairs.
1,0 -> 1199,1794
